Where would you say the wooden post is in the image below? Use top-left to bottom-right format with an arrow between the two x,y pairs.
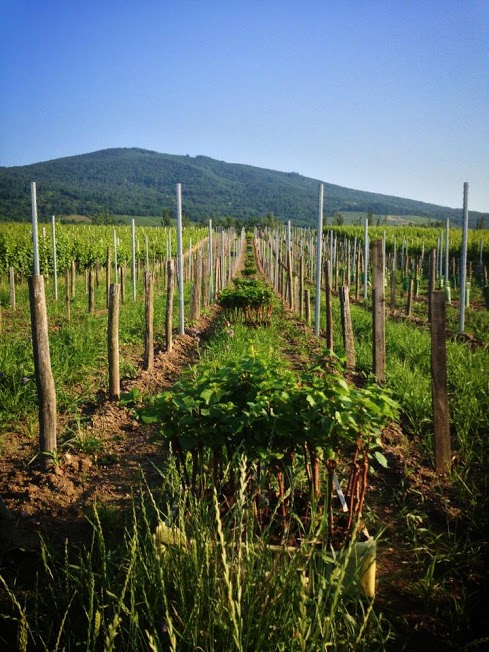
107,284 -> 120,400
166,259 -> 175,353
71,259 -> 76,299
65,268 -> 70,321
287,246 -> 294,311
372,240 -> 386,383
29,274 -> 57,469
9,267 -> 16,310
143,272 -> 154,371
406,277 -> 414,317
120,266 -> 125,304
88,269 -> 95,314
325,259 -> 333,350
340,285 -> 356,369
431,292 -> 451,473
305,289 -> 311,326
190,250 -> 202,321
299,255 -> 304,318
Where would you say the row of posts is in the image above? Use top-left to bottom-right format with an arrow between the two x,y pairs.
20,182 -> 244,470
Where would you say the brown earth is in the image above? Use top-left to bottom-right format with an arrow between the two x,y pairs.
0,308 -> 220,551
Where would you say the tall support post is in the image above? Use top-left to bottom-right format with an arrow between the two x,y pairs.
107,284 -> 120,400
274,231 -> 279,291
166,259 -> 175,353
299,255 -> 304,318
143,272 -> 154,371
444,218 -> 451,304
51,215 -> 58,300
208,219 -> 214,304
372,240 -> 386,383
428,248 -> 437,322
176,183 -> 185,335
9,267 -> 16,310
88,269 -> 95,314
131,219 -> 137,300
431,292 -> 451,473
459,182 -> 469,334
31,182 -> 40,276
340,285 -> 355,369
113,229 -> 118,284
106,247 -> 111,308
390,239 -> 397,310
325,259 -> 333,350
314,183 -> 324,336
29,182 -> 57,468
363,217 -> 369,301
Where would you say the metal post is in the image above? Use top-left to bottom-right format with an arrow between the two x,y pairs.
176,183 -> 185,335
459,182 -> 469,333
315,183 -> 323,336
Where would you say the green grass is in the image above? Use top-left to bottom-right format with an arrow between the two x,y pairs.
0,464 -> 391,651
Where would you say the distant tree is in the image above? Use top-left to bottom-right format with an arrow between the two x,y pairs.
334,212 -> 344,225
367,211 -> 374,225
162,208 -> 172,227
476,216 -> 486,230
262,212 -> 277,229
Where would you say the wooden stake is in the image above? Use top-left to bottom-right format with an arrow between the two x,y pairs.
88,269 -> 95,314
65,268 -> 70,322
431,292 -> 451,473
107,284 -> 120,400
340,285 -> 355,369
372,240 -> 385,383
143,272 -> 154,371
166,259 -> 175,353
305,289 -> 311,326
28,275 -> 57,469
299,255 -> 304,318
325,259 -> 333,350
71,259 -> 76,299
406,277 -> 414,317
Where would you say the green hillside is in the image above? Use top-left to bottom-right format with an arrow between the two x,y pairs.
0,147 -> 485,227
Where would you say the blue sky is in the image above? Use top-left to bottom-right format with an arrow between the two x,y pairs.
1,0 -> 487,212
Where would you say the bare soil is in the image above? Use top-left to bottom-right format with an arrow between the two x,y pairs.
0,308 -> 220,551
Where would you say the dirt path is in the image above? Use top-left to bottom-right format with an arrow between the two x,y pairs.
0,306 -> 223,551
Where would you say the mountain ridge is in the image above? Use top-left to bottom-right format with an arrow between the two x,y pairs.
0,147 -> 485,227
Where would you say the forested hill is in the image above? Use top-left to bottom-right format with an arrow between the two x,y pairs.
0,147 -> 484,226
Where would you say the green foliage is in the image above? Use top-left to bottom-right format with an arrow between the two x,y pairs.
217,279 -> 273,322
0,222 -> 207,273
140,350 -> 399,472
1,147 -> 485,226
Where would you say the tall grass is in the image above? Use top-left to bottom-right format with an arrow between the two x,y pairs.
0,459 -> 392,651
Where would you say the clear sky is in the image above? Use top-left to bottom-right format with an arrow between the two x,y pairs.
1,0 -> 487,212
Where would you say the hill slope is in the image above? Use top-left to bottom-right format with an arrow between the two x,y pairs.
0,147 -> 484,226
